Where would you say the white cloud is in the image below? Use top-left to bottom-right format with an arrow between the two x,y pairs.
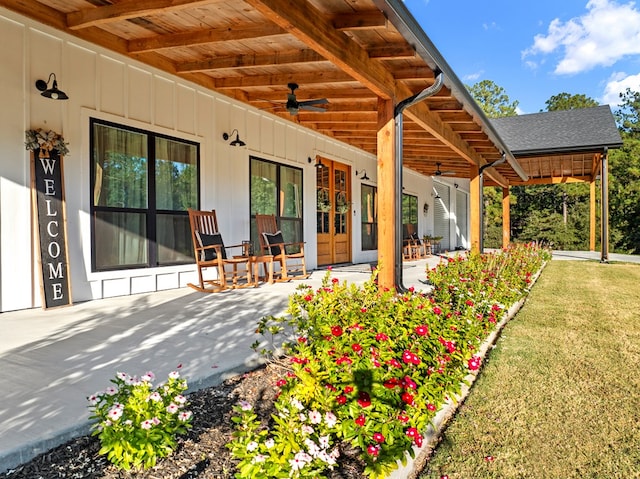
601,71 -> 640,104
522,0 -> 640,74
463,71 -> 484,82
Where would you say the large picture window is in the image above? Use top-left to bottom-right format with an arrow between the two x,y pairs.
90,119 -> 199,271
361,184 -> 377,250
250,157 -> 303,252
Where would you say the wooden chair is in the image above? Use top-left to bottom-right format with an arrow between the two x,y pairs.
187,209 -> 252,292
255,214 -> 309,281
404,224 -> 429,260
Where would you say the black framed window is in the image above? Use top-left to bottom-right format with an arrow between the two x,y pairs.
402,193 -> 418,237
361,184 -> 377,250
250,156 -> 303,252
90,118 -> 199,271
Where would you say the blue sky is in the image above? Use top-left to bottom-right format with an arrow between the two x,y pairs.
403,0 -> 640,113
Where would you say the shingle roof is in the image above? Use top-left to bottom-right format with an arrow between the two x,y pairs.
491,105 -> 622,156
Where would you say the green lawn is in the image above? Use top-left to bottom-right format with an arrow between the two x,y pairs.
419,260 -> 640,479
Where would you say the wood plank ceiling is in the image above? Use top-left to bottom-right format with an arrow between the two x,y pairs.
3,0 -> 530,186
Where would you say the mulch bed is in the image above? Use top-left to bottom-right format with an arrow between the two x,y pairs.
0,363 -> 365,479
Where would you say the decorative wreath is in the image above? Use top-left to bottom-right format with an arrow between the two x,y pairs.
335,191 -> 350,214
25,128 -> 70,157
317,189 -> 332,212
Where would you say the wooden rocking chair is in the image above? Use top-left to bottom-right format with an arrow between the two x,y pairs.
187,209 -> 252,292
255,214 -> 309,281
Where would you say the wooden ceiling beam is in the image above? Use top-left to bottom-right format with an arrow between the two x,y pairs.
212,70 -> 354,89
67,0 -> 217,30
245,0 -> 399,99
368,45 -> 416,59
128,24 -> 286,53
245,87 -> 374,101
176,49 -> 327,73
332,11 -> 388,30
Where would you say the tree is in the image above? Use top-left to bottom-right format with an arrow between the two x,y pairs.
614,88 -> 640,138
467,80 -> 519,118
544,92 -> 599,111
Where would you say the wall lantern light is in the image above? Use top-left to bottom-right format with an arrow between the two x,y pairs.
222,129 -> 246,147
35,73 -> 69,100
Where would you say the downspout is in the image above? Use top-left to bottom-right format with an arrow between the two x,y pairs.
601,147 -> 609,263
393,71 -> 444,291
478,154 -> 506,252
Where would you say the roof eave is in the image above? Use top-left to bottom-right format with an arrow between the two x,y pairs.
374,0 -> 528,182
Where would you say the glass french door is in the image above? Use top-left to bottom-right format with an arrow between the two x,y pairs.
316,159 -> 351,265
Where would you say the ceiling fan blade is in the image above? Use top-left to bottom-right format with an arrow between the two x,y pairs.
299,104 -> 327,112
298,98 -> 328,107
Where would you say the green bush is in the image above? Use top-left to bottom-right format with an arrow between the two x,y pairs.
229,243 -> 549,478
88,370 -> 193,470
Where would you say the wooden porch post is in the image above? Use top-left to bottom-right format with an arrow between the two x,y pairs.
376,98 -> 396,289
589,179 -> 596,251
469,164 -> 481,253
502,186 -> 510,249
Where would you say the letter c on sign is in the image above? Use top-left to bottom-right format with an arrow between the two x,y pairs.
47,220 -> 59,237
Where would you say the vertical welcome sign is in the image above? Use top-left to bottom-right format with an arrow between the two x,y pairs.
32,148 -> 72,309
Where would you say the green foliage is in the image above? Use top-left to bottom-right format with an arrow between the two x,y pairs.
614,88 -> 640,138
467,80 -> 519,118
88,370 -> 193,470
544,92 -> 599,111
609,140 -> 640,254
229,245 -> 549,478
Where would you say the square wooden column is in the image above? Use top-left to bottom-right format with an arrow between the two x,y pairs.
376,98 -> 396,290
502,186 -> 510,249
469,164 -> 481,253
589,179 -> 596,251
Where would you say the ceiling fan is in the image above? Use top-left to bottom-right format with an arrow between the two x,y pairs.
431,162 -> 456,176
283,82 -> 328,115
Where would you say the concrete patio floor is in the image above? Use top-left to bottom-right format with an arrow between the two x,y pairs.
0,257 -> 441,473
2,250 -> 638,473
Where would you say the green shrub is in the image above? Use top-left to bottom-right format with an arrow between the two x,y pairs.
229,243 -> 549,478
88,370 -> 193,470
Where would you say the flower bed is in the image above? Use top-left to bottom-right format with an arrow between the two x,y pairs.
229,244 -> 550,479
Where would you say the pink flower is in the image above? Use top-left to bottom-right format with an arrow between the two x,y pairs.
166,403 -> 179,414
373,432 -> 385,443
141,419 -> 153,430
402,376 -> 417,390
178,411 -> 192,422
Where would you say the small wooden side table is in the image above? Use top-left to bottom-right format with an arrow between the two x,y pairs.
249,255 -> 274,286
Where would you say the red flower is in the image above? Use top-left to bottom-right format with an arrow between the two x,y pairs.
466,299 -> 474,306
433,306 -> 443,315
402,350 -> 421,365
406,427 -> 418,438
375,333 -> 389,341
331,326 -> 343,337
366,444 -> 380,457
336,394 -> 347,405
373,432 -> 385,443
331,277 -> 339,284
344,385 -> 354,394
415,325 -> 429,336
387,358 -> 402,368
401,392 -> 414,405
468,355 -> 481,371
297,336 -> 307,343
336,355 -> 352,366
357,391 -> 371,407
414,435 -> 423,447
398,412 -> 410,423
427,403 -> 436,411
383,378 -> 400,389
351,343 -> 363,353
355,415 -> 366,426
276,379 -> 287,387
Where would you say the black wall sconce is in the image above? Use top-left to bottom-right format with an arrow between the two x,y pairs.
35,73 -> 68,100
308,156 -> 324,169
222,129 -> 246,147
432,191 -> 441,200
356,169 -> 370,181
